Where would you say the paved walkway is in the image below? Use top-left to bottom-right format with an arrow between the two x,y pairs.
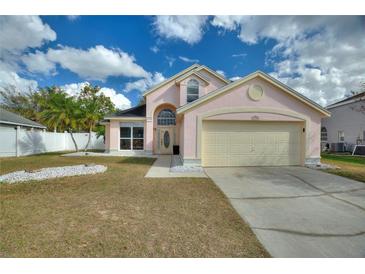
145,155 -> 207,178
206,166 -> 365,258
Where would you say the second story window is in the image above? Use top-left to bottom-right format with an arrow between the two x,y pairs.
187,79 -> 199,103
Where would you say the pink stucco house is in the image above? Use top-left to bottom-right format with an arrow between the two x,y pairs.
103,64 -> 330,167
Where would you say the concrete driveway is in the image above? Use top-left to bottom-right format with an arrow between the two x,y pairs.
205,166 -> 365,257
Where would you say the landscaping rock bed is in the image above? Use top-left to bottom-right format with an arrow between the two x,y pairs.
0,164 -> 107,184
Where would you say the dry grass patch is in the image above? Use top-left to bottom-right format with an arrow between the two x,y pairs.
0,154 -> 269,257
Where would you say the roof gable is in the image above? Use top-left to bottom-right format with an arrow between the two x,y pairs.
177,71 -> 330,117
143,64 -> 230,97
143,64 -> 199,96
175,71 -> 210,84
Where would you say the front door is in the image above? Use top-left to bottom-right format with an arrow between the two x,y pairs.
159,128 -> 173,154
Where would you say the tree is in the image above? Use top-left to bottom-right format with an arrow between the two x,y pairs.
78,84 -> 115,151
0,85 -> 42,123
348,82 -> 365,116
1,83 -> 116,151
40,90 -> 82,151
137,95 -> 146,106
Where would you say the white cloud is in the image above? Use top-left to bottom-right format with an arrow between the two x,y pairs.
21,50 -> 56,75
232,53 -> 247,58
62,82 -> 131,110
66,16 -> 80,21
47,45 -> 148,81
124,72 -> 165,93
0,16 -> 56,54
154,16 -> 208,45
211,16 -> 365,105
150,46 -> 159,53
99,87 -> 131,110
229,76 -> 241,81
211,16 -> 244,31
0,16 -> 56,94
216,70 -> 226,77
166,56 -> 176,67
179,56 -> 199,63
0,61 -> 38,93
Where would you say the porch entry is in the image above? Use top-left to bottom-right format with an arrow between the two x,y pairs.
155,108 -> 176,155
158,127 -> 173,154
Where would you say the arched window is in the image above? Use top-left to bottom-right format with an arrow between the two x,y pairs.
187,79 -> 199,103
157,109 -> 176,125
321,127 -> 328,141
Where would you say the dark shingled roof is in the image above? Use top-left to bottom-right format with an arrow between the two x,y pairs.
0,108 -> 46,129
106,104 -> 146,118
327,91 -> 365,108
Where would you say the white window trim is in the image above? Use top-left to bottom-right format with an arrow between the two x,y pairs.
157,109 -> 176,126
321,127 -> 328,142
119,122 -> 144,151
338,130 -> 345,143
187,79 -> 199,103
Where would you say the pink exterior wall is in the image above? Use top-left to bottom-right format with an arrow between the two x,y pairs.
179,116 -> 184,158
179,75 -> 208,106
145,81 -> 180,152
198,69 -> 227,95
105,123 -> 110,151
105,119 -> 147,152
205,112 -> 303,121
109,120 -> 120,151
182,77 -> 323,162
145,69 -> 228,153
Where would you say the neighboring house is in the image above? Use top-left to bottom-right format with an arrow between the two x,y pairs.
0,108 -> 46,130
321,91 -> 365,152
103,64 -> 330,167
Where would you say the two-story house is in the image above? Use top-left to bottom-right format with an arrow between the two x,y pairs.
102,64 -> 330,167
321,91 -> 365,152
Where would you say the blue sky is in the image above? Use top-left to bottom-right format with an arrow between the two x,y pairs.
36,16 -> 272,107
0,16 -> 364,108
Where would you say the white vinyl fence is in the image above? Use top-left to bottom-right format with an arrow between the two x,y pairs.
0,126 -> 105,157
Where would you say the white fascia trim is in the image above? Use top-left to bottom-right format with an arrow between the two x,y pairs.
0,120 -> 46,129
175,70 -> 210,84
142,64 -> 200,96
197,65 -> 231,84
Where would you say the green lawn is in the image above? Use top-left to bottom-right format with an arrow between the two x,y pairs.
0,153 -> 269,258
321,154 -> 365,183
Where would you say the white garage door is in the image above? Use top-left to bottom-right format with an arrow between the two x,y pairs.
202,121 -> 302,167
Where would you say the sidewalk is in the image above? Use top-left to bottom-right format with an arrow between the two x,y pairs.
145,155 -> 207,178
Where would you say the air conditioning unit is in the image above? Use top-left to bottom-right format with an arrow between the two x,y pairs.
330,143 -> 345,152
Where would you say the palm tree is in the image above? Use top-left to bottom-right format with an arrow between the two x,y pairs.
41,90 -> 82,151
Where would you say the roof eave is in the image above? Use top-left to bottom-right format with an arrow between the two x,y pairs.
0,120 -> 46,129
177,71 -> 330,117
103,117 -> 146,120
326,96 -> 365,109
